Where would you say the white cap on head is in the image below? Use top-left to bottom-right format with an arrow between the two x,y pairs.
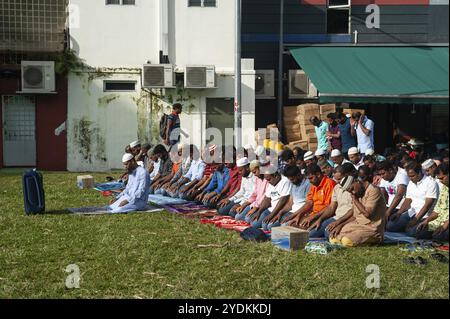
237,157 -> 250,168
365,149 -> 375,156
255,145 -> 266,157
315,149 -> 326,157
249,160 -> 261,170
346,114 -> 351,118
348,147 -> 359,156
129,141 -> 140,148
177,143 -> 185,151
122,153 -> 134,163
422,159 -> 436,170
304,151 -> 315,161
331,149 -> 342,158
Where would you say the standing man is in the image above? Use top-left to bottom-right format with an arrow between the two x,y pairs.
351,112 -> 375,155
310,116 -> 329,152
165,103 -> 183,147
326,113 -> 342,151
337,112 -> 356,157
108,154 -> 151,214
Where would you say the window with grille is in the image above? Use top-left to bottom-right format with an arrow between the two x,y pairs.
104,81 -> 136,92
327,0 -> 351,34
188,0 -> 217,7
0,0 -> 68,53
106,0 -> 136,5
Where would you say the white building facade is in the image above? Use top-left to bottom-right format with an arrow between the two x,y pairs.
67,0 -> 255,171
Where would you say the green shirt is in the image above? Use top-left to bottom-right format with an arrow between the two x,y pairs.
429,184 -> 449,231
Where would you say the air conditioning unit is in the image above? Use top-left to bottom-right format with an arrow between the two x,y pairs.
184,65 -> 216,89
142,64 -> 174,88
21,61 -> 55,93
255,70 -> 275,99
289,69 -> 318,99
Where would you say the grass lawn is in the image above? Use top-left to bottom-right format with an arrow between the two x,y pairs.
0,170 -> 448,299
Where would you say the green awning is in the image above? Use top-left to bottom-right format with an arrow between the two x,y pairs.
289,46 -> 449,105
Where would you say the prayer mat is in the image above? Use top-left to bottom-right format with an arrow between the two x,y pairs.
384,232 -> 421,245
94,182 -> 125,192
68,205 -> 164,215
148,195 -> 188,206
163,202 -> 212,214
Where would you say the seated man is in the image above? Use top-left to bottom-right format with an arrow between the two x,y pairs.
377,161 -> 409,222
218,157 -> 256,217
180,145 -> 218,200
329,178 -> 386,247
348,147 -> 364,170
309,166 -> 354,238
414,163 -> 449,242
235,160 -> 270,222
206,161 -> 241,209
303,151 -> 317,167
157,144 -> 190,197
172,145 -> 206,199
279,149 -> 296,175
108,154 -> 150,214
262,166 -> 311,231
318,159 -> 334,179
284,164 -> 336,229
195,161 -> 230,207
331,149 -> 350,168
246,166 -> 292,229
422,159 -> 444,192
386,163 -> 439,237
149,145 -> 173,194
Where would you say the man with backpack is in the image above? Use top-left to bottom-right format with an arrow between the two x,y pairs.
162,103 -> 183,147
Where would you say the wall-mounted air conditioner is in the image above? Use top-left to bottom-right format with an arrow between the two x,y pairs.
255,70 -> 275,99
142,64 -> 175,88
289,69 -> 318,99
21,61 -> 55,93
184,65 -> 216,89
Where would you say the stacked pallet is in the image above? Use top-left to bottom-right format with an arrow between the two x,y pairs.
283,103 -> 320,151
319,104 -> 337,121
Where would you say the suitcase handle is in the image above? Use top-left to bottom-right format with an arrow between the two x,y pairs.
33,176 -> 43,209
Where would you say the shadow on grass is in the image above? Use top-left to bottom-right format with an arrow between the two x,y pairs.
42,210 -> 71,215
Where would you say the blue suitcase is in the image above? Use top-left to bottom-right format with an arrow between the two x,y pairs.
22,169 -> 45,215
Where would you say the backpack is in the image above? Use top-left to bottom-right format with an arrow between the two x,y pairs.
159,114 -> 169,140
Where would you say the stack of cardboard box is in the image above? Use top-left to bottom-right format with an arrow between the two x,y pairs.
283,103 -> 321,150
319,104 -> 337,121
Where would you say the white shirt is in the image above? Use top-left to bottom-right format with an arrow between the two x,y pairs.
184,159 -> 206,181
355,117 -> 375,154
379,170 -> 409,209
149,159 -> 161,180
352,159 -> 365,170
333,158 -> 351,168
290,178 -> 312,212
229,173 -> 256,205
405,175 -> 439,218
265,176 -> 293,213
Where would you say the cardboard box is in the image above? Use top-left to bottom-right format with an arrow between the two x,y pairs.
289,140 -> 309,149
309,143 -> 319,151
299,103 -> 319,112
271,226 -> 309,252
307,136 -> 318,143
320,104 -> 337,115
77,175 -> 94,189
301,125 -> 316,137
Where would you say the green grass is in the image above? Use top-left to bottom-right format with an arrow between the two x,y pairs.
0,170 -> 448,299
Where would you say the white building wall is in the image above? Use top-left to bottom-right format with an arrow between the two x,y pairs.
67,0 -> 255,171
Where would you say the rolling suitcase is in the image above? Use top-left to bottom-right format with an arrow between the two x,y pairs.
22,169 -> 45,215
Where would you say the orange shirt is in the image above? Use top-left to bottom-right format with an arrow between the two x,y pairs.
172,162 -> 180,175
307,176 -> 336,216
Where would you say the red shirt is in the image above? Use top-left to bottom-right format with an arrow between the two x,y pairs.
204,164 -> 215,179
225,166 -> 242,197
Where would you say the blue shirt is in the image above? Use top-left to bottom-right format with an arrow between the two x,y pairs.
355,117 -> 375,154
315,121 -> 329,151
205,167 -> 230,194
338,118 -> 356,153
